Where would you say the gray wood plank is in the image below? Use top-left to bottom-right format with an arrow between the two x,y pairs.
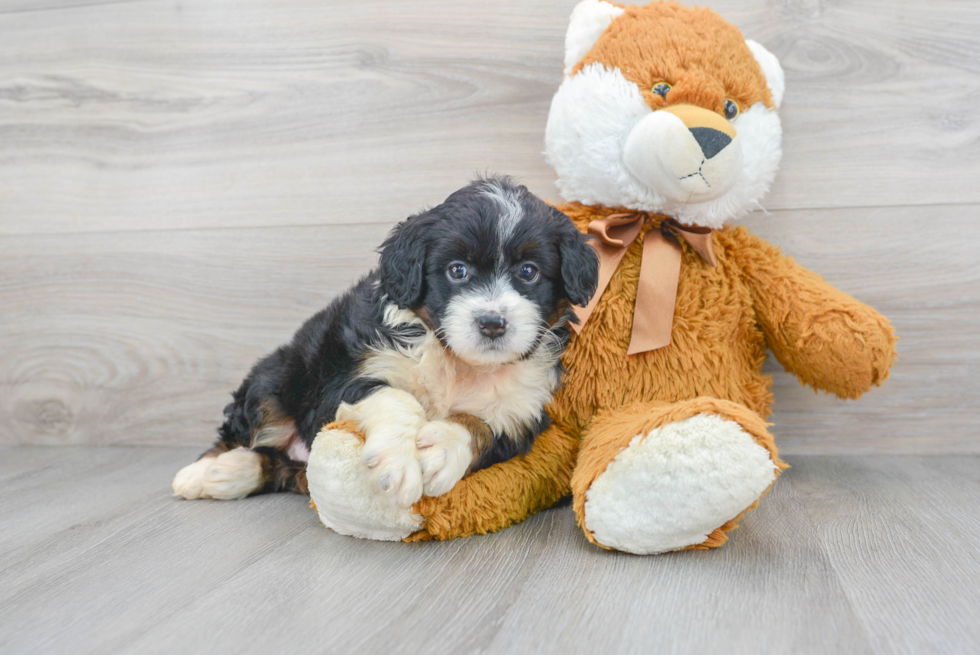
0,222 -> 390,448
742,206 -> 980,454
1,0 -> 978,237
1,204 -> 976,452
483,471 -> 874,655
122,482 -> 869,655
2,447 -> 979,654
789,456 -> 980,654
0,447 -> 318,655
0,447 -> 205,590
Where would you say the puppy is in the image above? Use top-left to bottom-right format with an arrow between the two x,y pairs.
172,176 -> 599,506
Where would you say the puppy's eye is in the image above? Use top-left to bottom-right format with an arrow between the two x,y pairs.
724,99 -> 740,120
447,262 -> 469,281
652,83 -> 671,98
518,263 -> 539,283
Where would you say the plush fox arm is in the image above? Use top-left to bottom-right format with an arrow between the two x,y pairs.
732,227 -> 897,400
406,419 -> 579,541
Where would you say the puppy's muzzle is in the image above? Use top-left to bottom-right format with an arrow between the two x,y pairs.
477,313 -> 507,339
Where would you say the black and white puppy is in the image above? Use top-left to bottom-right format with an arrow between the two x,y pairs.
172,176 -> 598,507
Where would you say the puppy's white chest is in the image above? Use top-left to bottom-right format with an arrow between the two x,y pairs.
361,334 -> 558,437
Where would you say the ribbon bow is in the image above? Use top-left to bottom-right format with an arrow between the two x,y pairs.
571,213 -> 717,355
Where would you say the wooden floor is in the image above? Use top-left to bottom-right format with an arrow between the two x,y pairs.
2,0 -> 980,653
1,447 -> 979,655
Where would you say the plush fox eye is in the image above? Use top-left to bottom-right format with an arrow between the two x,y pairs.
724,99 -> 740,120
447,261 -> 469,281
652,82 -> 671,98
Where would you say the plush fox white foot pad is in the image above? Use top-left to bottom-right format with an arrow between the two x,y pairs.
583,413 -> 778,554
307,427 -> 422,541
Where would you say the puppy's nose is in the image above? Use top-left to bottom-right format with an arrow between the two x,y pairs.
689,127 -> 732,159
477,314 -> 507,339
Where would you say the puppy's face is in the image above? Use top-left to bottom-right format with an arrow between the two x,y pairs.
379,177 -> 598,366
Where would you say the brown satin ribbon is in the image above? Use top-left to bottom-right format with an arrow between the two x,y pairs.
571,213 -> 717,354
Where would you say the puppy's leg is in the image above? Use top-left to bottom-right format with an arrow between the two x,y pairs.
417,413 -> 489,497
174,447 -> 307,500
173,394 -> 302,500
172,443 -> 227,500
418,412 -> 548,497
253,446 -> 309,495
336,387 -> 427,507
173,442 -> 265,501
249,401 -> 308,494
197,447 -> 265,500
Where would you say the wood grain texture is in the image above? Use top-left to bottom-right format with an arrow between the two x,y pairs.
1,0 -> 979,237
1,447 -> 979,654
1,204 -> 976,452
789,456 -> 980,654
743,204 -> 980,454
1,0 -> 977,452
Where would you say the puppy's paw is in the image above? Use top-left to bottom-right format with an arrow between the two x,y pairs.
362,436 -> 423,507
417,421 -> 472,498
172,456 -> 216,499
336,388 -> 429,507
172,448 -> 263,500
202,448 -> 264,500
334,401 -> 361,424
335,388 -> 427,432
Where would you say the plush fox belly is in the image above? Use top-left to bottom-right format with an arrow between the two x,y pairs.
552,203 -> 774,434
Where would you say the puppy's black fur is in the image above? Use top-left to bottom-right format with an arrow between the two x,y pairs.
186,176 -> 598,497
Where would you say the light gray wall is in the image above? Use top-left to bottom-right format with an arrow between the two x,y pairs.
1,0 -> 976,452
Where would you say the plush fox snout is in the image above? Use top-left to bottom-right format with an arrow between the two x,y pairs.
664,105 -> 736,157
623,104 -> 742,204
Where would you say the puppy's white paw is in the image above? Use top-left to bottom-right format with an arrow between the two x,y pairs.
362,437 -> 423,507
337,388 -> 429,507
202,448 -> 264,500
335,388 -> 427,433
172,456 -> 216,499
417,421 -> 473,498
334,401 -> 361,424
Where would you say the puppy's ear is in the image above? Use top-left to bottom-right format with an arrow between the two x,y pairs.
558,216 -> 599,307
378,210 -> 436,309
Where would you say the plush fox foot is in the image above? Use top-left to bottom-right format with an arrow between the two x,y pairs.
307,417 -> 476,541
307,420 -> 423,541
573,398 -> 785,555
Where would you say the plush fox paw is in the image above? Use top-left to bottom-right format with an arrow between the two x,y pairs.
582,414 -> 779,554
307,423 -> 423,541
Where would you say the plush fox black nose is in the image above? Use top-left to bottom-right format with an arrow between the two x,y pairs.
689,127 -> 732,159
477,314 -> 507,339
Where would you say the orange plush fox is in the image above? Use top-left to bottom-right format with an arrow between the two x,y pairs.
307,0 -> 897,554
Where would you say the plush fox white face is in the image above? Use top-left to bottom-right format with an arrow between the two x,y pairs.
545,0 -> 785,229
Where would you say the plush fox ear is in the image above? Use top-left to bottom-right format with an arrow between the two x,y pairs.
564,0 -> 625,76
745,39 -> 785,109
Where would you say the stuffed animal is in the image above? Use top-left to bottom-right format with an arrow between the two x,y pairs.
307,0 -> 897,553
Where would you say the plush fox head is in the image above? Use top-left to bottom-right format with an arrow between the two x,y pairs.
545,0 -> 785,228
